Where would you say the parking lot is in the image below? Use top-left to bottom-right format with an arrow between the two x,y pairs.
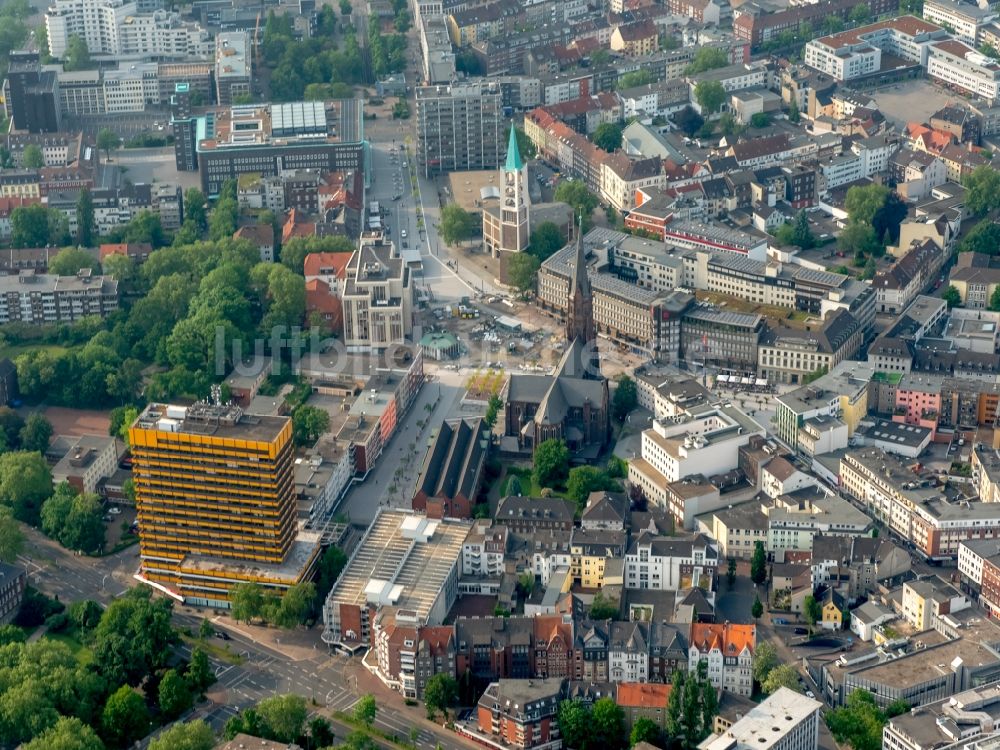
872,79 -> 958,128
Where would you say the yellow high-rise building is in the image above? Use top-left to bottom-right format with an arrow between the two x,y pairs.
129,400 -> 318,607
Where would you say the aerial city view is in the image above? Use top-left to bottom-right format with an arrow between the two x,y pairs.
7,0 -> 1000,747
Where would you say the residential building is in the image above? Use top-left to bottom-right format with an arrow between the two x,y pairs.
663,221 -> 768,260
701,501 -> 768,560
767,491 -> 874,555
469,678 -> 563,750
461,522 -> 508,582
874,239 -> 949,315
129,401 -> 321,606
618,683 -> 670,733
322,511 -> 468,649
949,251 -> 1000,308
841,447 -> 1000,560
191,100 -> 366,197
773,361 -> 875,453
803,16 -> 946,82
610,20 -> 658,57
44,0 -> 133,58
420,16 -> 456,84
923,0 -> 996,46
341,235 -> 413,351
215,32 -> 252,106
624,534 -> 719,591
0,270 -> 118,325
688,622 -> 756,697
927,39 -> 1000,104
698,688 -> 821,750
628,404 -> 764,508
454,615 -> 573,683
416,82 -> 504,178
495,496 -> 576,534
445,0 -> 521,47
733,0 -> 900,48
901,578 -> 970,630
233,225 -> 275,263
957,538 -> 1000,598
371,613 -> 456,698
412,417 -> 489,519
0,563 -> 25,626
571,528 -> 626,588
51,434 -> 119,494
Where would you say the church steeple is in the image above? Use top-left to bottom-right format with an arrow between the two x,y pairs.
505,126 -> 524,172
493,127 -> 530,257
565,219 -> 597,377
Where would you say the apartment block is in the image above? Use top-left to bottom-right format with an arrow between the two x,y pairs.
773,362 -> 874,453
416,82 -> 504,178
923,0 -> 996,46
624,534 -> 718,591
927,39 -> 1000,104
689,622 -> 756,697
0,269 -> 118,325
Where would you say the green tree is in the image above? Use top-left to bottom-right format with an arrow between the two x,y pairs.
750,112 -> 771,128
554,180 -> 599,226
230,582 -> 265,624
59,492 -> 105,554
826,690 -> 888,750
592,122 -> 624,153
850,2 -> 870,23
533,438 -> 570,489
101,685 -> 150,748
685,47 -> 728,74
507,253 -> 540,294
279,235 -> 354,274
438,204 -> 475,245
292,405 -> 331,446
257,694 -> 307,742
11,204 -> 54,248
989,285 -> 1000,312
590,591 -> 619,619
96,128 -> 119,164
21,716 -> 105,750
272,581 -> 315,628
40,482 -> 75,541
965,164 -> 1000,215
750,541 -> 767,585
752,596 -> 764,621
62,34 -> 91,70
845,182 -> 890,225
788,99 -> 801,123
566,466 -> 616,509
959,220 -> 1000,254
943,285 -> 962,308
0,450 -> 52,524
612,375 -> 637,422
790,210 -> 815,249
558,700 -> 590,750
354,693 -> 377,728
616,69 -> 655,89
148,721 -> 216,750
69,599 -> 103,630
804,594 -> 822,629
591,697 -> 626,750
76,187 -> 95,247
529,222 -> 566,261
208,197 -> 238,241
184,188 -> 208,233
485,393 -> 503,429
694,80 -> 727,114
21,144 -> 43,168
753,641 -> 779,684
18,413 -> 52,453
158,668 -> 193,719
92,588 -> 177,687
0,508 -> 23,565
727,558 -> 737,589
48,247 -> 100,276
630,717 -> 662,747
186,647 -> 214,696
316,545 -> 348,600
309,717 -> 335,750
424,673 -> 458,721
840,221 -> 877,257
674,106 -> 705,137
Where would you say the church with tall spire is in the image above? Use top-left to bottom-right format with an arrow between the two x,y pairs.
483,128 -> 530,258
564,222 -> 600,379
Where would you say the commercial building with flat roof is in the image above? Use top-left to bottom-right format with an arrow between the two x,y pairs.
321,510 -> 470,650
194,100 -> 366,196
129,400 -> 319,606
884,681 -> 1000,750
215,31 -> 251,106
416,82 -> 504,178
699,687 -> 821,750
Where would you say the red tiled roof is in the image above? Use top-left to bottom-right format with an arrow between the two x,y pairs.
304,251 -> 353,278
617,682 -> 671,708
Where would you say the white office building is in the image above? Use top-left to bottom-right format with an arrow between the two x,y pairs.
699,688 -> 822,750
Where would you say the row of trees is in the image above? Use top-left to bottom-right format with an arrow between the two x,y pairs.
0,587 -> 185,748
230,581 -> 318,628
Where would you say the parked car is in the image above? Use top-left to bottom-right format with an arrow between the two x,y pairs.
794,627 -> 809,635
108,507 -> 121,515
805,690 -> 815,699
774,618 -> 788,625
215,631 -> 231,641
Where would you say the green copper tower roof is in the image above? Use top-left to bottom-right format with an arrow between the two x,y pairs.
505,128 -> 523,172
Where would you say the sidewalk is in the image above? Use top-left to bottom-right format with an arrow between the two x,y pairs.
210,614 -> 325,663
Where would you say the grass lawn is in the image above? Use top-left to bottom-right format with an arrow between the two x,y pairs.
180,634 -> 244,665
0,343 -> 71,361
500,467 -> 568,499
43,630 -> 93,666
